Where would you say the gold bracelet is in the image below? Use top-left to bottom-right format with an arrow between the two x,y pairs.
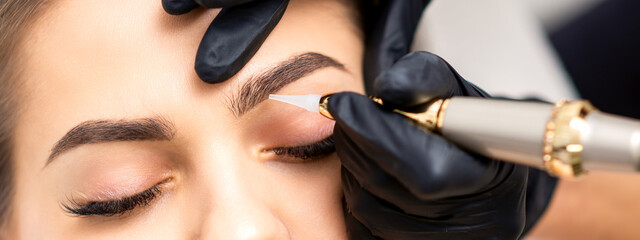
542,100 -> 595,178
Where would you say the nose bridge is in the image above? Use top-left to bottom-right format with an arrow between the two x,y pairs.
197,145 -> 290,240
200,199 -> 290,240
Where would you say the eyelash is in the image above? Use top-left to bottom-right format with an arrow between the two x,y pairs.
271,136 -> 336,161
63,183 -> 164,217
61,138 -> 335,217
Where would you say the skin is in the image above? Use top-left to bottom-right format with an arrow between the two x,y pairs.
6,0 -> 364,239
528,172 -> 640,239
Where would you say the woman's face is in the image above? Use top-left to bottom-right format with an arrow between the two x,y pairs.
8,0 -> 363,239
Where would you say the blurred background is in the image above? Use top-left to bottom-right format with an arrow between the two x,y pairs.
414,0 -> 639,118
411,0 -> 640,239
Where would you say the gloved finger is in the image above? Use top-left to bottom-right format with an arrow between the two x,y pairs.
336,126 -> 477,217
195,0 -> 289,83
342,169 -> 455,240
195,0 -> 253,8
162,0 -> 199,15
330,92 -> 499,200
162,0 -> 256,15
343,201 -> 382,240
363,0 -> 432,92
373,52 -> 464,109
344,167 -> 528,240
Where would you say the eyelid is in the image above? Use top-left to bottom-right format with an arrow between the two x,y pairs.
62,178 -> 172,217
270,136 -> 335,162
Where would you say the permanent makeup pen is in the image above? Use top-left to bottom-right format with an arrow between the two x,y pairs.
269,93 -> 640,179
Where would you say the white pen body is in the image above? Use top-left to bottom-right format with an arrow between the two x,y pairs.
439,97 -> 640,173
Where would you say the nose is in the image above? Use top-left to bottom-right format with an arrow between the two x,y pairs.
197,162 -> 291,240
200,198 -> 290,240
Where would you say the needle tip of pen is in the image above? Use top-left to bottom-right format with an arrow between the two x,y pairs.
268,94 -> 321,112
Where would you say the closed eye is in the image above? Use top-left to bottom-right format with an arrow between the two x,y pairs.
270,136 -> 335,162
62,179 -> 170,217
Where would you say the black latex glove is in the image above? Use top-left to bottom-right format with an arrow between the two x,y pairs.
359,2 -> 557,237
162,0 -> 426,85
162,0 -> 289,83
329,52 -> 532,239
361,0 -> 432,92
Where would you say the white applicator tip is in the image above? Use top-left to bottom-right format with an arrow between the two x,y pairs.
269,94 -> 322,113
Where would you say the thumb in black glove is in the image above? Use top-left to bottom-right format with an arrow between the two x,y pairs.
163,0 -> 431,86
162,0 -> 289,83
329,51 -> 530,239
362,0 -> 432,93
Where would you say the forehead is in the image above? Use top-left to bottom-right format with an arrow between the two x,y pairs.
20,1 -> 214,116
14,0 -> 363,162
21,0 -> 361,107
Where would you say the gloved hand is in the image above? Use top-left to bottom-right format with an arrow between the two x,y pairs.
162,0 -> 429,85
361,0 -> 432,92
329,51 -> 532,239
162,0 -> 289,83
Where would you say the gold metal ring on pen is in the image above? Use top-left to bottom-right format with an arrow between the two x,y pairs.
543,100 -> 595,178
320,94 -> 448,133
319,94 -> 333,120
369,97 -> 447,133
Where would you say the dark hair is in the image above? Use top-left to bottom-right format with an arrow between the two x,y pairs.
0,0 -> 51,227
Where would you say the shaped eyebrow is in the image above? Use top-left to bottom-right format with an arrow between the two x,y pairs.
46,117 -> 175,166
45,52 -> 344,166
228,52 -> 347,117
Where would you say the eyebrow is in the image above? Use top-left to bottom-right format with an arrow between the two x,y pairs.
228,52 -> 346,116
45,53 -> 343,166
46,117 -> 175,166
